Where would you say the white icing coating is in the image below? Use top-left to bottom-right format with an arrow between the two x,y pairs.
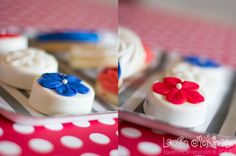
0,35 -> 28,55
165,60 -> 225,95
118,27 -> 146,79
0,48 -> 58,90
29,80 -> 95,115
144,82 -> 207,128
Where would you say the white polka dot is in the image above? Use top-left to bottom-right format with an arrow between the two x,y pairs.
80,153 -> 99,156
61,136 -> 83,149
138,142 -> 161,155
72,121 -> 90,127
0,127 -> 3,136
118,145 -> 130,156
29,138 -> 53,153
44,124 -> 63,131
13,123 -> 34,134
89,133 -> 110,144
121,127 -> 142,138
220,152 -> 236,156
116,130 -> 118,136
168,140 -> 190,152
98,118 -> 115,125
0,141 -> 22,155
110,149 -> 118,156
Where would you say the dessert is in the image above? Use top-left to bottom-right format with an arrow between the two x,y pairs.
29,73 -> 95,115
0,33 -> 28,56
36,30 -> 118,68
118,61 -> 122,88
68,42 -> 117,69
35,30 -> 100,52
118,27 -> 153,79
0,48 -> 58,90
165,56 -> 225,94
144,77 -> 206,128
96,68 -> 118,106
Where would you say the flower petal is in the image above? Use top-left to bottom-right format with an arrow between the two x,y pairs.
55,85 -> 77,96
204,59 -> 220,67
152,82 -> 173,95
55,85 -> 66,95
182,81 -> 199,90
64,75 -> 81,83
163,77 -> 182,86
185,90 -> 205,104
166,89 -> 187,104
38,78 -> 62,89
69,82 -> 89,94
42,73 -> 62,81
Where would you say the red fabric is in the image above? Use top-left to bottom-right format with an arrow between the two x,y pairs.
153,77 -> 204,104
98,68 -> 118,94
0,115 -> 118,156
119,120 -> 236,156
0,0 -> 117,32
119,2 -> 236,69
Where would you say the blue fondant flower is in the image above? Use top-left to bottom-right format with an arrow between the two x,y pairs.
184,56 -> 220,68
37,31 -> 100,43
118,61 -> 121,79
38,73 -> 89,96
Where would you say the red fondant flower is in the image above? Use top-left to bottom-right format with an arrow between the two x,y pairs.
98,68 -> 118,94
152,77 -> 204,104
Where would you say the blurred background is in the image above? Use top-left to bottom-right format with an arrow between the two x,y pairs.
0,0 -> 117,33
119,0 -> 236,68
128,0 -> 236,25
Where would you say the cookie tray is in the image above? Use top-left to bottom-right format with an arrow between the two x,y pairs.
0,55 -> 117,126
119,51 -> 236,144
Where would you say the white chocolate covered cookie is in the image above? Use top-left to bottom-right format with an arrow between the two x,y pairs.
0,33 -> 28,55
29,73 -> 95,115
144,77 -> 206,128
0,48 -> 58,90
119,27 -> 149,79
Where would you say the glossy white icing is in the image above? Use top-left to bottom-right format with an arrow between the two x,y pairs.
0,48 -> 58,90
0,35 -> 28,55
144,81 -> 207,128
165,60 -> 225,94
118,27 -> 146,79
29,80 -> 94,115
5,48 -> 57,72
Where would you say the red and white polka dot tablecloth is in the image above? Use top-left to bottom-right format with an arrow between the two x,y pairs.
0,116 -> 118,156
1,0 -> 236,155
119,121 -> 236,156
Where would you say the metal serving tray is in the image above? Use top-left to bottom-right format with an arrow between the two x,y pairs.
119,51 -> 236,144
0,53 -> 117,126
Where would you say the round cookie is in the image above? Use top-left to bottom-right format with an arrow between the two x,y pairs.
0,33 -> 28,56
165,55 -> 224,93
35,31 -> 100,52
68,43 -> 117,69
29,73 -> 95,115
144,77 -> 206,128
96,68 -> 118,106
0,48 -> 58,90
119,27 -> 153,79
